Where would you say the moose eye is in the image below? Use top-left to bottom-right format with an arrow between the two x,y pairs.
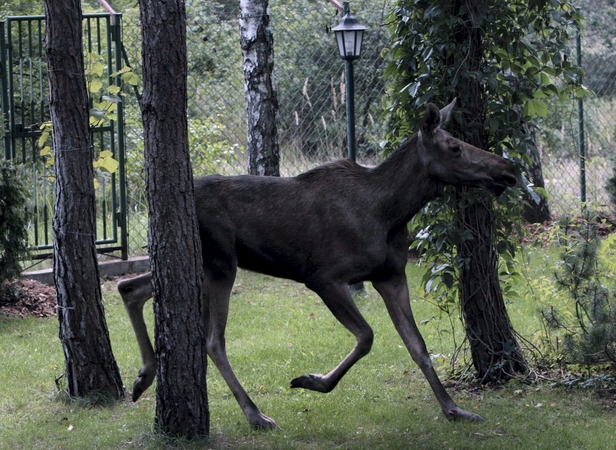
452,145 -> 462,155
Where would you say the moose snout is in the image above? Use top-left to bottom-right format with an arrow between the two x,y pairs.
487,160 -> 517,196
499,164 -> 517,188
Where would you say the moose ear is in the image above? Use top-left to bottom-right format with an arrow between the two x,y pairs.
421,98 -> 457,137
439,98 -> 456,127
420,103 -> 441,137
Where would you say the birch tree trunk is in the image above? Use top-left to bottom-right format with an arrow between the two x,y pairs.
139,0 -> 208,437
239,0 -> 280,176
44,0 -> 124,400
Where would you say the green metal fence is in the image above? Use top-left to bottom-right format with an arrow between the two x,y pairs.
0,13 -> 128,261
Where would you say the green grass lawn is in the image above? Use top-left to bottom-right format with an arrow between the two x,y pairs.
1,262 -> 616,449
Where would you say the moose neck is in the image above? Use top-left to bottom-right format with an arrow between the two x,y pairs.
368,135 -> 443,227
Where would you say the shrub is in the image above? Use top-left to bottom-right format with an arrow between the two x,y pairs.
0,160 -> 30,287
541,210 -> 616,367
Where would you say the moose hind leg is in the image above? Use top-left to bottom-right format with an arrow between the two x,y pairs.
373,275 -> 484,422
291,283 -> 374,393
117,273 -> 156,401
204,271 -> 277,430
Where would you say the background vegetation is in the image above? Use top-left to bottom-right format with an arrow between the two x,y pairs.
2,0 -> 616,260
0,160 -> 30,287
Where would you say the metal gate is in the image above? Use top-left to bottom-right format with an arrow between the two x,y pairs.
0,13 -> 127,260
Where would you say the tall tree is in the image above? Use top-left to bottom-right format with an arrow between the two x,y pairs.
239,0 -> 280,176
139,0 -> 209,437
448,0 -> 527,382
385,0 -> 583,381
44,0 -> 124,399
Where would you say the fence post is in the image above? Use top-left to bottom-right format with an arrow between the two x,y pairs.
576,27 -> 586,206
0,20 -> 8,159
111,13 -> 128,260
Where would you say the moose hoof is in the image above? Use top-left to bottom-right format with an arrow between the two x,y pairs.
248,412 -> 278,431
447,406 -> 485,422
131,368 -> 155,402
290,373 -> 331,393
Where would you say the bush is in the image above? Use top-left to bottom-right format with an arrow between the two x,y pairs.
541,211 -> 616,367
0,160 -> 30,286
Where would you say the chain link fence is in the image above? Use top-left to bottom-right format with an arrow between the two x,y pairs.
119,0 -> 391,255
537,5 -> 616,216
2,1 -> 613,260
118,1 -> 616,255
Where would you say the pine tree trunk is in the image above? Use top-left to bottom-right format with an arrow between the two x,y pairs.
139,0 -> 209,437
456,194 -> 528,382
239,0 -> 280,176
44,0 -> 124,400
451,0 -> 527,382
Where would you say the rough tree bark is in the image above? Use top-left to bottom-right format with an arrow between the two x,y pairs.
139,0 -> 208,437
44,0 -> 124,399
239,0 -> 280,176
456,194 -> 528,381
451,1 -> 527,382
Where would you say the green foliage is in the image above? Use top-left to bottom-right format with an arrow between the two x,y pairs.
384,1 -> 585,145
383,0 -> 585,312
36,54 -> 139,183
541,210 -> 616,367
0,160 -> 30,284
189,118 -> 244,177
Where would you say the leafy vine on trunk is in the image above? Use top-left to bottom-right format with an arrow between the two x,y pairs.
384,0 -> 585,381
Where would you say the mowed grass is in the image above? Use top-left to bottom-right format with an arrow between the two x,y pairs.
1,260 -> 616,449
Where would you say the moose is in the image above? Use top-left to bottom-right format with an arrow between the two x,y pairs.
117,100 -> 517,429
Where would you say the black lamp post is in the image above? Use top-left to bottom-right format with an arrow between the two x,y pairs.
333,2 -> 367,296
333,2 -> 366,162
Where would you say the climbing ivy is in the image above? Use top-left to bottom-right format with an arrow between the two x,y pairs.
382,0 -> 587,314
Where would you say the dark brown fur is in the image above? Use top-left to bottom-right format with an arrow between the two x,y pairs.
118,100 -> 516,429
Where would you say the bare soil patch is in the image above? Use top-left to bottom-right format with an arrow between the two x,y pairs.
0,279 -> 57,318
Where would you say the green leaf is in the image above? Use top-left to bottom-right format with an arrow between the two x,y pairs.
102,94 -> 122,103
89,78 -> 103,93
89,108 -> 106,120
108,85 -> 121,95
441,272 -> 454,289
415,91 -> 433,108
122,71 -> 139,86
523,99 -> 548,118
540,72 -> 550,85
38,131 -> 50,148
91,61 -> 104,77
94,153 -> 119,174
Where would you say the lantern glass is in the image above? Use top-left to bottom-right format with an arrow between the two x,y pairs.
332,5 -> 366,61
335,29 -> 364,59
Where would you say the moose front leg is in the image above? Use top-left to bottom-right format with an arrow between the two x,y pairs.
373,275 -> 484,422
117,273 -> 156,401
